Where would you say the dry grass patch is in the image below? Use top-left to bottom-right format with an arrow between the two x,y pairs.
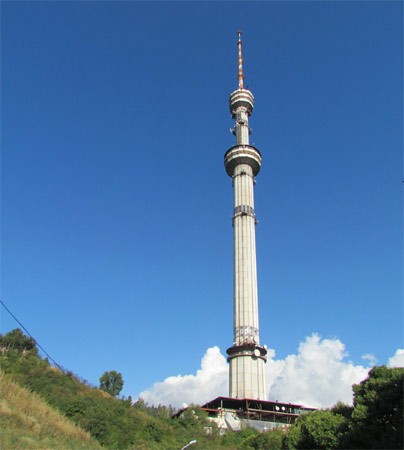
0,370 -> 102,449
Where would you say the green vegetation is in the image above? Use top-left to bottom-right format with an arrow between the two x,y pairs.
0,328 -> 37,354
0,328 -> 402,449
281,366 -> 403,450
0,370 -> 101,449
340,365 -> 403,449
0,329 -> 236,449
99,370 -> 124,397
282,409 -> 346,449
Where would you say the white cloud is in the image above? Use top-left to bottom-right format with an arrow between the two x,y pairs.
266,334 -> 370,408
139,346 -> 228,407
361,353 -> 377,365
388,349 -> 404,368
138,336 -> 403,409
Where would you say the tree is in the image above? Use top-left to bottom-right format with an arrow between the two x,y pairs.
341,365 -> 404,449
99,370 -> 124,397
282,410 -> 346,449
0,328 -> 37,354
245,428 -> 285,450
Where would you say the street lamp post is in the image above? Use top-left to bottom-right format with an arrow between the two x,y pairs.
180,439 -> 197,450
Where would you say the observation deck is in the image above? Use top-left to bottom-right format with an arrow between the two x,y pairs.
229,88 -> 254,118
224,144 -> 261,177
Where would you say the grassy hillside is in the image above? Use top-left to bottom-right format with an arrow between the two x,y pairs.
0,334 -> 228,449
0,370 -> 102,449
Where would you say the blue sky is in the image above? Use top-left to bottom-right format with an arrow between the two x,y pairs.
2,1 -> 402,404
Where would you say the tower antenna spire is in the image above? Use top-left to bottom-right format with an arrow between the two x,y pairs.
237,31 -> 244,89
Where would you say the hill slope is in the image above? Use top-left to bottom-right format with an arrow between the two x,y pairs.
0,370 -> 102,450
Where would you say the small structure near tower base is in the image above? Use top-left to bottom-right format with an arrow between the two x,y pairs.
199,397 -> 315,432
173,397 -> 315,432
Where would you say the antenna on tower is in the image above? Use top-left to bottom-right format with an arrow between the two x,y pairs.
237,31 -> 244,89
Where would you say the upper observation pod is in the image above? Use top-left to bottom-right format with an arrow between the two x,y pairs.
229,89 -> 254,118
229,31 -> 254,118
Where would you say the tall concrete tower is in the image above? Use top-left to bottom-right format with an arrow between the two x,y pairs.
225,32 -> 267,400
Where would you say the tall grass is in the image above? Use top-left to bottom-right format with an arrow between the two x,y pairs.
0,370 -> 102,449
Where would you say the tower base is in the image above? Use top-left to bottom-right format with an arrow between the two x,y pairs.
226,344 -> 267,400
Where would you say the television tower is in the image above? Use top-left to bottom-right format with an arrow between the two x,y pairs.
225,32 -> 267,400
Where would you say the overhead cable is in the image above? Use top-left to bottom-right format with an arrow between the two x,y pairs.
0,298 -> 65,372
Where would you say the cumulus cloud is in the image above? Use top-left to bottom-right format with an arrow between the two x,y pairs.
139,346 -> 228,407
388,349 -> 404,368
138,336 -> 402,409
266,334 -> 370,408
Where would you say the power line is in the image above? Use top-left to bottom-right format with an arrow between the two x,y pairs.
0,298 -> 65,373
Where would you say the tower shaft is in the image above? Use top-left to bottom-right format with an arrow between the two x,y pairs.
233,163 -> 259,346
225,33 -> 266,400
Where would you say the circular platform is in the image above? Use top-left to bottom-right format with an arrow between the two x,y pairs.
224,144 -> 262,177
226,343 -> 267,362
229,89 -> 254,117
